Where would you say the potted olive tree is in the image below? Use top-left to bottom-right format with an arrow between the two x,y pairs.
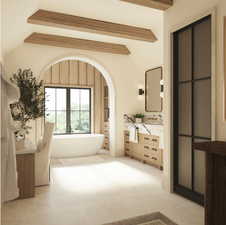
10,69 -> 45,149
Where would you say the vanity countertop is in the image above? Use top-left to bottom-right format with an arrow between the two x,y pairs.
125,123 -> 164,149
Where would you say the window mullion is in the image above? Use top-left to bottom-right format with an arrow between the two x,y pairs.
66,88 -> 71,133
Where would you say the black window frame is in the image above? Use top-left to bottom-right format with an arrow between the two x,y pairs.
44,86 -> 92,135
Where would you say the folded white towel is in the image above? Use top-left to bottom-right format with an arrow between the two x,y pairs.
129,126 -> 139,143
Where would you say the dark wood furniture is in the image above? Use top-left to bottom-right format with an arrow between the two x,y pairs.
193,141 -> 226,225
16,153 -> 35,199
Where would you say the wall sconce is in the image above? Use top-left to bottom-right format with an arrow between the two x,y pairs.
138,89 -> 145,95
160,80 -> 164,98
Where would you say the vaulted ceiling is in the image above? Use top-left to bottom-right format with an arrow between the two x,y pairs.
2,0 -> 164,56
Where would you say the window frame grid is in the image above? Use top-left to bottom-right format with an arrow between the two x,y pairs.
44,86 -> 92,135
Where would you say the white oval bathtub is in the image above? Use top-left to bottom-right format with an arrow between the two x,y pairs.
51,134 -> 105,158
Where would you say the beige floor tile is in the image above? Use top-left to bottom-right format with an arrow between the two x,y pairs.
2,156 -> 204,225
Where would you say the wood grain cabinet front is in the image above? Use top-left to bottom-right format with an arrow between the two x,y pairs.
124,131 -> 163,170
16,153 -> 35,199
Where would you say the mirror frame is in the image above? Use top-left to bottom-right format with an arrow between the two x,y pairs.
145,66 -> 163,112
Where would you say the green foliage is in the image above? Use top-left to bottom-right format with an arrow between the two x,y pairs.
134,113 -> 145,119
10,69 -> 45,137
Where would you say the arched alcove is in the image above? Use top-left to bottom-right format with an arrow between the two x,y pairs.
39,55 -> 116,156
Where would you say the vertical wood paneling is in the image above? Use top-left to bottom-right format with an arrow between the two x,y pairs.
87,63 -> 95,86
32,60 -> 107,144
60,61 -> 69,85
51,63 -> 60,84
100,76 -> 105,133
44,67 -> 52,84
78,61 -> 87,85
94,69 -> 101,133
69,60 -> 79,85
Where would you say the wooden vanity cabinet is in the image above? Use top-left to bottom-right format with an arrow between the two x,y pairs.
103,122 -> 109,150
124,131 -> 163,170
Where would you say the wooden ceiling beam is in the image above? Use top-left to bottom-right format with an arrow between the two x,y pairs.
120,0 -> 173,10
27,9 -> 157,42
24,33 -> 131,55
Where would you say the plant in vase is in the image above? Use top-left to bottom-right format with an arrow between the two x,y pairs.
134,113 -> 145,123
10,69 -> 45,148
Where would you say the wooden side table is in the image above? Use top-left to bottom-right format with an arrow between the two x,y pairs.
16,146 -> 36,199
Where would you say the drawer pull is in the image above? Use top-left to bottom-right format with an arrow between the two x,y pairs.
152,157 -> 157,160
152,139 -> 158,142
126,141 -> 129,144
144,137 -> 150,140
125,148 -> 130,151
144,154 -> 150,158
152,148 -> 157,152
144,146 -> 149,149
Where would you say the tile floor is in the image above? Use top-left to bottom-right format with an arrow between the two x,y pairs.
2,155 -> 204,225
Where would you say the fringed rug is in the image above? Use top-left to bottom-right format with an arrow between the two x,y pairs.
103,212 -> 178,225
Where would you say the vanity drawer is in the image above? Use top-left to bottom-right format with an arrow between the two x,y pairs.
125,148 -> 131,156
124,131 -> 130,140
140,134 -> 159,147
125,143 -> 135,157
124,139 -> 130,147
144,149 -> 161,159
104,122 -> 109,129
144,154 -> 162,166
141,145 -> 159,153
104,128 -> 109,134
104,136 -> 109,142
104,138 -> 109,148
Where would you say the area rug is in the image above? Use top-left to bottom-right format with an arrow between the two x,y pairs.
103,212 -> 178,225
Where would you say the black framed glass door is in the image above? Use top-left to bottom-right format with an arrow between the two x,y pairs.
173,15 -> 212,205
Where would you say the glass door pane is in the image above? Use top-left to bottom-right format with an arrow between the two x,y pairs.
178,28 -> 192,82
178,137 -> 192,189
178,83 -> 192,135
45,88 -> 67,134
194,79 -> 211,138
193,18 -> 211,79
194,139 -> 206,194
70,89 -> 91,134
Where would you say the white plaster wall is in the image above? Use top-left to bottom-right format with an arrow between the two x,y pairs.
3,0 -> 163,157
0,0 -> 2,216
0,0 -> 2,63
163,0 -> 226,191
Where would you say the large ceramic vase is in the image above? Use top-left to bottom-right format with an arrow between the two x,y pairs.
15,139 -> 25,151
135,118 -> 143,123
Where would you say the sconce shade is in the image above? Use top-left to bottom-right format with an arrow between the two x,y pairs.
139,89 -> 144,95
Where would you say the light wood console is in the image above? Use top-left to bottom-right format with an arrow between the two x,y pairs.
124,131 -> 163,170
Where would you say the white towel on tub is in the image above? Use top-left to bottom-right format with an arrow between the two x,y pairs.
129,126 -> 139,143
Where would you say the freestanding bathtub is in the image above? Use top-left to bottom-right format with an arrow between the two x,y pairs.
51,134 -> 105,158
